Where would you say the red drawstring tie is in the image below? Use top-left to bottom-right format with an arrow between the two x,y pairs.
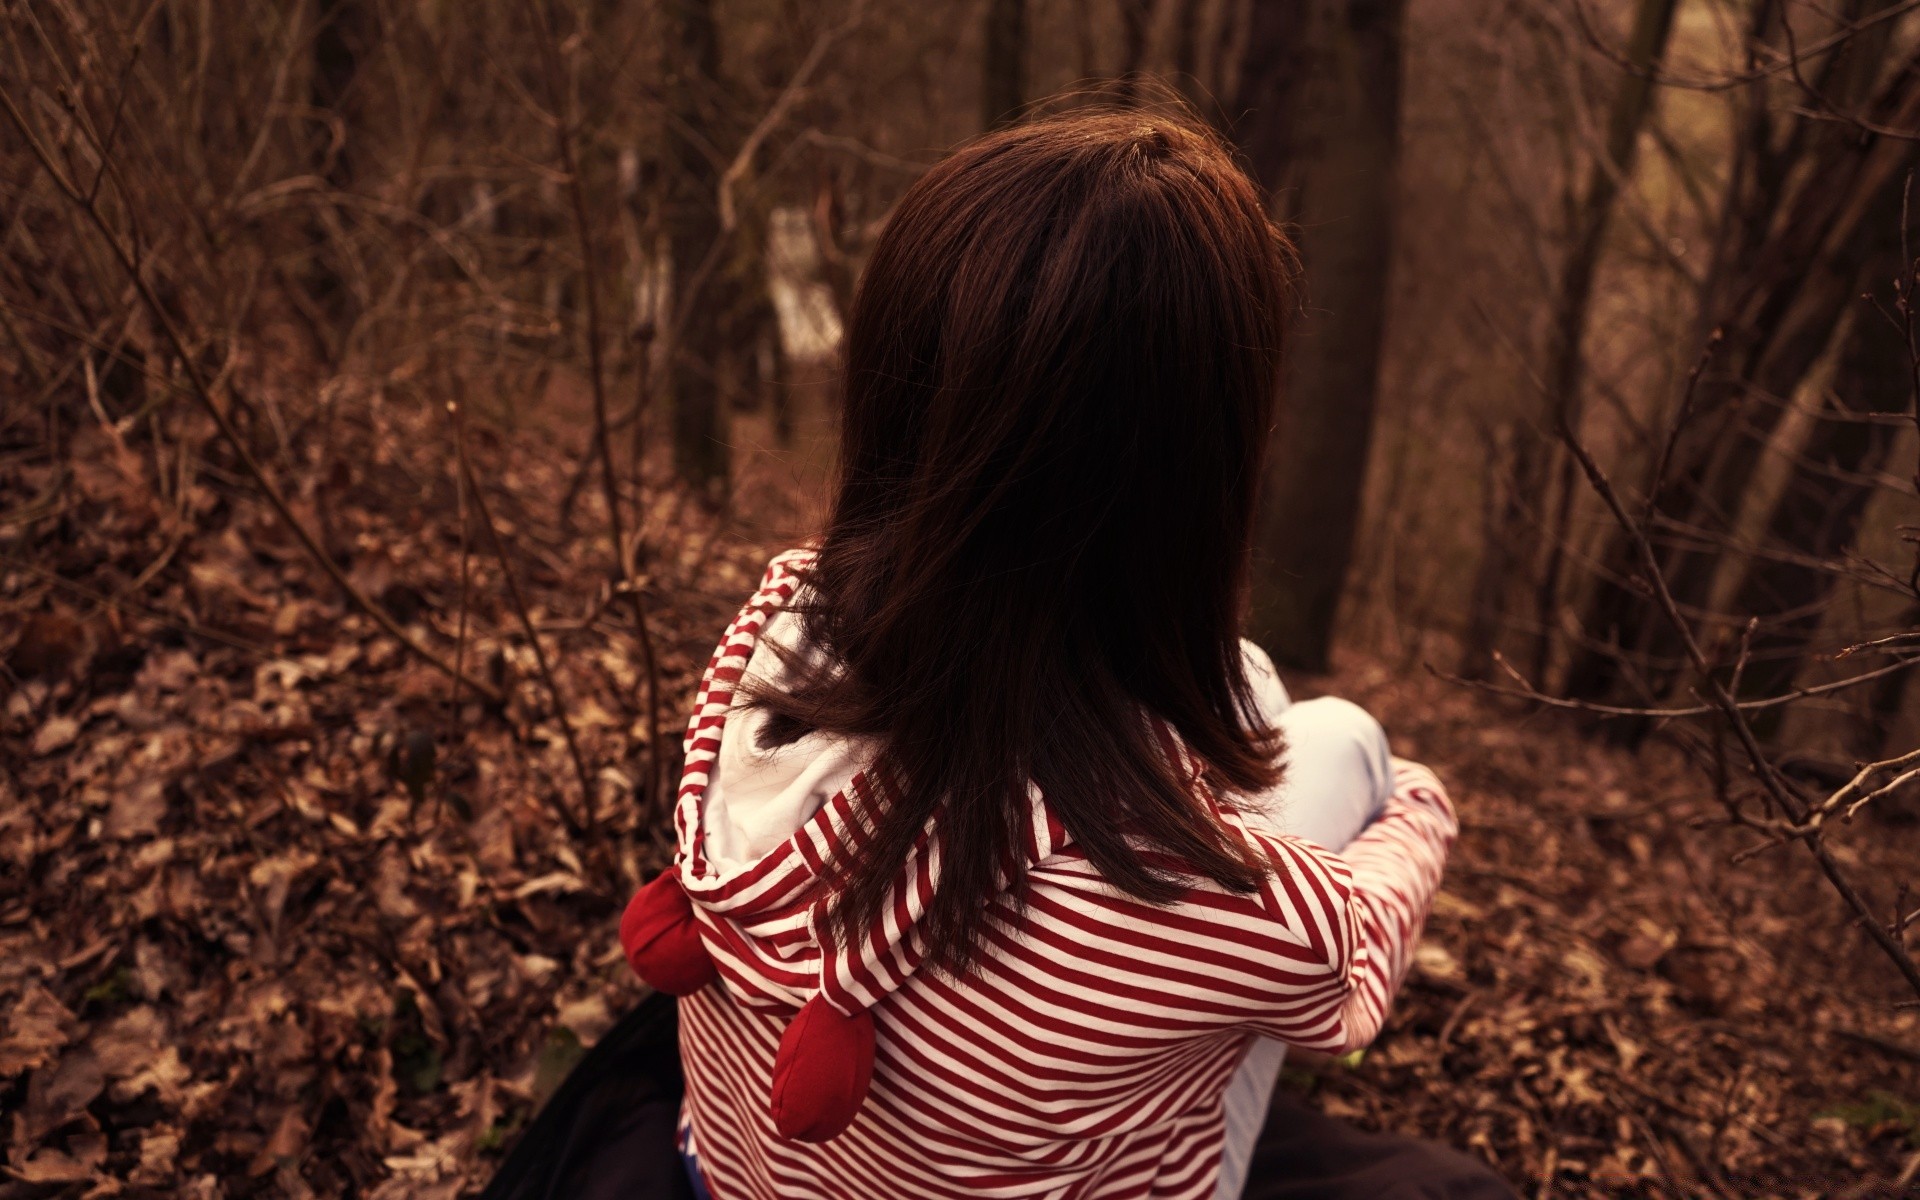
621,867 -> 876,1142
770,995 -> 875,1142
620,866 -> 718,996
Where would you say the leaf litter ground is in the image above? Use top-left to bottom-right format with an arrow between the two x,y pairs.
2,398 -> 1917,1199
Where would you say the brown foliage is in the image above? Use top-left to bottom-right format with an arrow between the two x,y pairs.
0,397 -> 791,1196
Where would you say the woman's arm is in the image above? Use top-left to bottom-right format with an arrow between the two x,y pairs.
1236,759 -> 1458,1053
1242,696 -> 1394,851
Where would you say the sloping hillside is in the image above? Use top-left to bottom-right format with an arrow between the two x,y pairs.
3,401 -> 1916,1198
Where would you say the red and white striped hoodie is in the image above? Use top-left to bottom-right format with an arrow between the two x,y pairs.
622,550 -> 1458,1200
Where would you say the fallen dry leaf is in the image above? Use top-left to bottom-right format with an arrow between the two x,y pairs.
4,396 -> 1913,1200
32,714 -> 80,756
0,984 -> 78,1075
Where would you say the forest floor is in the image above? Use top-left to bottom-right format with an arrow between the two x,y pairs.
3,384 -> 1919,1200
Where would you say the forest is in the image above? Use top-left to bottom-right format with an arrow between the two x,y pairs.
2,0 -> 1919,1195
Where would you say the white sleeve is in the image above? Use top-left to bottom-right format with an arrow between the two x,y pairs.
1217,653 -> 1398,1200
1241,696 -> 1393,851
1240,638 -> 1292,721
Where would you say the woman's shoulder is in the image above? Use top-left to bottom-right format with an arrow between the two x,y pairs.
716,547 -> 818,626
736,546 -> 815,600
765,545 -> 818,575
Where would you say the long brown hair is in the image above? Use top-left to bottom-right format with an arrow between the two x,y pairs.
759,107 -> 1297,973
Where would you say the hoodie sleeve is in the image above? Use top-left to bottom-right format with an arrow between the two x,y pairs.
1237,758 -> 1458,1053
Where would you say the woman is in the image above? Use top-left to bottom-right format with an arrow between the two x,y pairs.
616,109 -> 1509,1200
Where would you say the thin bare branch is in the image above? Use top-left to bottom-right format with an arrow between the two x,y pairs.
1560,418 -> 1920,998
527,0 -> 669,829
450,400 -> 595,845
717,0 -> 871,234
1566,0 -> 1920,93
1432,652 -> 1920,718
0,74 -> 504,706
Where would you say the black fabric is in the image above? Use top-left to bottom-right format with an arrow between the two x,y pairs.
476,992 -> 696,1200
1242,1089 -> 1519,1200
475,998 -> 1517,1200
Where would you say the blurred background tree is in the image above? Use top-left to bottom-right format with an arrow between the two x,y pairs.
1235,0 -> 1409,673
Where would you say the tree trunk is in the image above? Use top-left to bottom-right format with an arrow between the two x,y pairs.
664,0 -> 730,498
1563,37 -> 1920,721
982,0 -> 1027,130
1727,259 -> 1912,728
1170,0 -> 1205,104
1526,0 -> 1679,680
1116,0 -> 1154,100
1559,0 -> 1798,712
1459,0 -> 1679,683
1234,0 -> 1405,673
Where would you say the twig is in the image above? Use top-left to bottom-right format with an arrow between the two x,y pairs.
1615,1100 -> 1690,1200
1435,989 -> 1479,1054
1564,0 -> 1920,94
0,75 -> 503,706
1898,177 -> 1920,594
1813,749 -> 1920,824
717,0 -> 872,234
0,550 -> 265,658
527,0 -> 629,571
526,0 -> 670,831
1560,421 -> 1920,998
1777,10 -> 1920,145
1641,331 -> 1720,530
436,411 -> 476,831
797,127 -> 933,174
1429,653 -> 1920,719
1838,629 -> 1920,657
630,586 -> 667,830
450,400 -> 595,844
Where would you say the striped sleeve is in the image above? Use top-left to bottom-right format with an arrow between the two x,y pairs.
1240,758 -> 1457,1053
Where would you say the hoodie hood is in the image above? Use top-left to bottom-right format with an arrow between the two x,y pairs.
623,549 -> 1230,1140
669,550 -> 1071,1010
622,549 -> 1071,1142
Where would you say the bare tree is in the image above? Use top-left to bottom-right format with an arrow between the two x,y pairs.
1234,0 -> 1407,672
1460,0 -> 1680,683
1563,30 -> 1920,724
1724,265 -> 1913,729
983,0 -> 1028,130
1475,397 -> 1920,1003
664,0 -> 732,498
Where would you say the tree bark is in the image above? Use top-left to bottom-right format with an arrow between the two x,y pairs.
982,0 -> 1027,130
1727,261 -> 1912,727
1563,35 -> 1920,720
1234,0 -> 1405,673
1115,0 -> 1154,100
1460,0 -> 1679,682
1170,0 -> 1205,105
664,0 -> 731,498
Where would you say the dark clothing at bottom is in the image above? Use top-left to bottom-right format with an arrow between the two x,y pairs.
1244,1090 -> 1515,1200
